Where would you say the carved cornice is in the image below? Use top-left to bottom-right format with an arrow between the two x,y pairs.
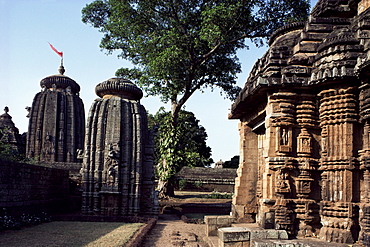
317,28 -> 358,52
269,22 -> 306,46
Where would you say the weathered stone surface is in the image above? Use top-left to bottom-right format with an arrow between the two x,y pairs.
0,159 -> 69,215
229,0 -> 370,245
252,239 -> 350,247
218,227 -> 250,242
205,215 -> 234,236
218,226 -> 290,247
26,66 -> 85,163
80,78 -> 158,218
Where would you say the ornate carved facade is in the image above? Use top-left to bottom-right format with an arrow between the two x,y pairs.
80,78 -> 158,217
26,66 -> 85,163
229,0 -> 370,245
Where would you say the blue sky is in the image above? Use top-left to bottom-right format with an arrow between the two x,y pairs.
0,0 -> 318,163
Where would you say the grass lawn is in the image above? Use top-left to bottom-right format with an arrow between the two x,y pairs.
0,221 -> 143,247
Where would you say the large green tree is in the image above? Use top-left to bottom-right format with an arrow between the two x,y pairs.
148,108 -> 213,197
82,0 -> 310,197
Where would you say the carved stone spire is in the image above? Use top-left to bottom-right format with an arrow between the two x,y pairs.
26,70 -> 85,163
81,77 -> 157,217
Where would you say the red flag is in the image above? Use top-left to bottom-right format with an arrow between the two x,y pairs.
48,42 -> 63,57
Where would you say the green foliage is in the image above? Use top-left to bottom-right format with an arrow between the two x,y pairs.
82,0 -> 310,104
82,0 -> 310,196
204,191 -> 233,199
178,179 -> 187,191
194,180 -> 203,189
148,108 -> 213,182
0,128 -> 25,163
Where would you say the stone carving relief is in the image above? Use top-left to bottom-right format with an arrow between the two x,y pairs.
102,143 -> 120,191
277,127 -> 292,153
43,132 -> 55,155
297,128 -> 312,156
276,168 -> 291,194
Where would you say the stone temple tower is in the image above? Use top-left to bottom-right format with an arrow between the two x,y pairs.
81,78 -> 157,217
26,66 -> 85,163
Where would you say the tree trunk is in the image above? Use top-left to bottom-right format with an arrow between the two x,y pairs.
156,99 -> 182,199
157,179 -> 175,199
171,100 -> 180,128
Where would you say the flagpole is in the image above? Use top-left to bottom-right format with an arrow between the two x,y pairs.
48,42 -> 64,74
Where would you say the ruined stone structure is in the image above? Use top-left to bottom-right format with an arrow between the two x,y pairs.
175,166 -> 237,193
229,0 -> 370,244
0,107 -> 25,154
26,66 -> 85,163
81,78 -> 157,217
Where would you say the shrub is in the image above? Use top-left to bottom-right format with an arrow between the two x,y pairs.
178,179 -> 187,191
204,191 -> 233,199
0,209 -> 50,231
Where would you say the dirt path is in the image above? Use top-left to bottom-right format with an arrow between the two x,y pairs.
141,214 -> 210,247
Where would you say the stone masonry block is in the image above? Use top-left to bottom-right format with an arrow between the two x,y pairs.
218,227 -> 250,242
219,241 -> 249,247
217,215 -> 233,226
277,230 -> 289,240
206,224 -> 218,236
249,230 -> 274,240
204,215 -> 218,225
244,228 -> 288,240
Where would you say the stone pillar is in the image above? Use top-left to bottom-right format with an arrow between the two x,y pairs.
295,94 -> 320,237
263,91 -> 297,235
257,91 -> 320,237
26,67 -> 85,163
318,87 -> 359,243
358,83 -> 370,246
232,122 -> 258,223
81,78 -> 157,217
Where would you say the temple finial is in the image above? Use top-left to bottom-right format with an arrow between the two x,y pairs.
58,65 -> 65,75
4,106 -> 9,114
58,56 -> 65,75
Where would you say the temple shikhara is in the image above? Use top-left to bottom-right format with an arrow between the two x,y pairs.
80,78 -> 158,217
229,0 -> 370,244
26,65 -> 85,163
0,64 -> 158,218
7,0 -> 370,245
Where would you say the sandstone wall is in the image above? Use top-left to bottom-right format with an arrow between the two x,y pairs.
0,159 -> 70,216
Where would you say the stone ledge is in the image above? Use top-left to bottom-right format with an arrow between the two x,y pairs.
218,226 -> 289,247
205,215 -> 235,236
218,227 -> 250,242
